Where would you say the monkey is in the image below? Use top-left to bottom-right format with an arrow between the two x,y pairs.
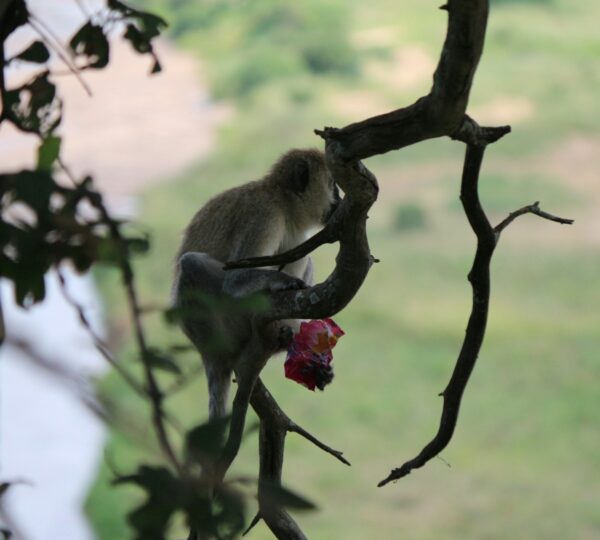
172,149 -> 340,429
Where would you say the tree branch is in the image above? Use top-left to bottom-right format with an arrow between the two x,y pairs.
256,152 -> 378,325
56,269 -> 148,399
248,379 -> 348,539
494,201 -> 574,234
379,144 -> 492,487
379,143 -> 574,487
315,0 -> 492,160
224,221 -> 338,271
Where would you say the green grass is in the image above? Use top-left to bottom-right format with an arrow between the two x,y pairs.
89,0 -> 600,538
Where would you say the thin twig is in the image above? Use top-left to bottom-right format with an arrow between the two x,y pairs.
224,222 -> 337,271
28,16 -> 92,96
288,422 -> 350,466
74,0 -> 93,21
247,379 -> 346,538
100,204 -> 182,473
57,268 -> 148,399
379,144 -> 574,487
494,201 -> 574,234
57,157 -> 182,473
242,512 -> 262,536
380,144 -> 493,487
6,335 -> 107,420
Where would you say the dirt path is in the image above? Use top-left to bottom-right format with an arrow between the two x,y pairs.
1,11 -> 230,205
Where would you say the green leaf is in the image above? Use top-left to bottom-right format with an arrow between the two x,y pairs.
69,22 -> 110,69
11,40 -> 50,64
212,487 -> 246,538
36,136 -> 61,171
126,235 -> 150,255
185,417 -> 231,467
114,466 -> 181,540
94,237 -> 121,265
144,348 -> 181,375
259,481 -> 318,511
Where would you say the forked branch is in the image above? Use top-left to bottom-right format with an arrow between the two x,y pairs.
379,144 -> 573,487
210,0 -> 574,536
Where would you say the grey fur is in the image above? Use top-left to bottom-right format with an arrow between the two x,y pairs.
173,149 -> 339,419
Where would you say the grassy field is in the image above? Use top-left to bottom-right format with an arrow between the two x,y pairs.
87,1 -> 600,538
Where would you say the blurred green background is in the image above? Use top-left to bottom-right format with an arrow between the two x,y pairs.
87,0 -> 600,538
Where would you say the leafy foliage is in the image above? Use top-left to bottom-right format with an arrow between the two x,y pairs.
0,2 -> 300,537
139,0 -> 357,98
107,0 -> 167,72
8,40 -> 50,64
3,72 -> 62,135
70,22 -> 110,68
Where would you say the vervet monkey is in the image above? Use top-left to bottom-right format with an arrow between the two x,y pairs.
173,149 -> 340,423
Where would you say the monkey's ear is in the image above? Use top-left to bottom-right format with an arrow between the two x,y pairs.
290,158 -> 310,193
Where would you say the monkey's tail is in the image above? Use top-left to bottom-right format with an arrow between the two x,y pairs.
205,362 -> 231,419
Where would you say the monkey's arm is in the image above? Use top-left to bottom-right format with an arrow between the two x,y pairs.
223,212 -> 307,297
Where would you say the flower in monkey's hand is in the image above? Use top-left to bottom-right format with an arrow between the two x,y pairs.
285,319 -> 344,391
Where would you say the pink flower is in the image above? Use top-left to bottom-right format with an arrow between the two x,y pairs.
285,319 -> 344,391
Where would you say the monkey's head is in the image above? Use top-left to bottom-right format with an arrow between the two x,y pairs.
269,149 -> 341,229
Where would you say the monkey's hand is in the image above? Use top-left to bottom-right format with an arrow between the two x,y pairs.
267,273 -> 307,293
224,268 -> 307,298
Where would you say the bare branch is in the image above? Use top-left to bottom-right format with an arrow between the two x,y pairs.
250,379 -> 345,539
494,201 -> 574,234
85,188 -> 183,474
379,142 -> 574,487
55,159 -> 182,472
225,221 -> 338,271
57,269 -> 148,399
28,16 -> 93,97
451,115 -> 511,146
257,154 -> 378,325
288,423 -> 350,466
252,379 -> 349,466
380,144 -> 494,487
316,0 -> 491,160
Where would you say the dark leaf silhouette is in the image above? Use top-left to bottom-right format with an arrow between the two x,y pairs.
69,22 -> 110,69
4,72 -> 62,135
10,40 -> 50,64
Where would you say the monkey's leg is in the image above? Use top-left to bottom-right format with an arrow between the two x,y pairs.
214,332 -> 268,483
